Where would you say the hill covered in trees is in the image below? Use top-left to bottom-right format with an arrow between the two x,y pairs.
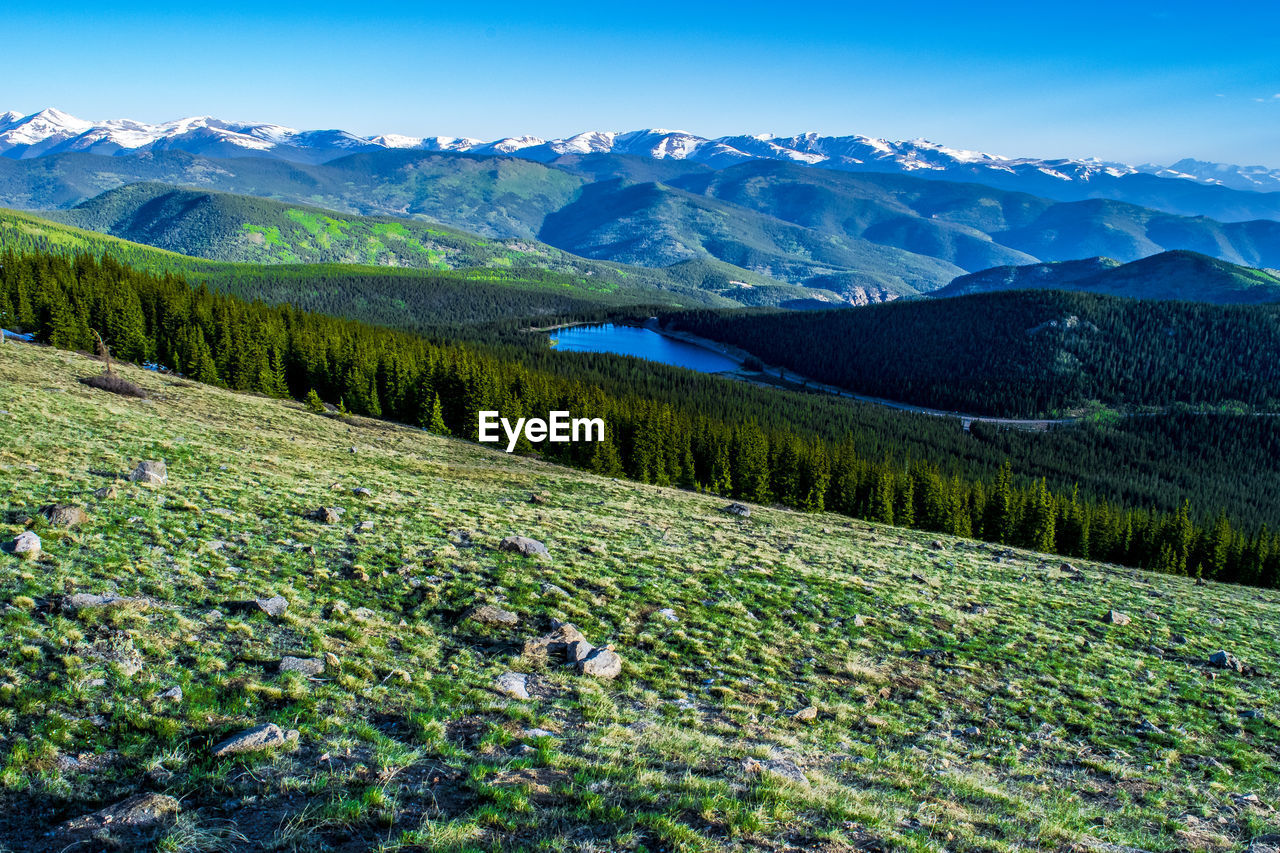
5,248 -> 1280,587
934,250 -> 1280,304
661,291 -> 1280,417
5,150 -> 1280,304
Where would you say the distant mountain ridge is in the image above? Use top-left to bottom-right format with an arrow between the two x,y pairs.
932,251 -> 1280,304
4,108 -> 1280,205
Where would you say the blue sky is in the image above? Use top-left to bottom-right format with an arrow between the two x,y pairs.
4,0 -> 1278,166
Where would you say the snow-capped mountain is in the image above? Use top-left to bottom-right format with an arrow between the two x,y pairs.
2,108 -> 1277,193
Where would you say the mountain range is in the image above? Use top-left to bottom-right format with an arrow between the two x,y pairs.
5,108 -> 1280,212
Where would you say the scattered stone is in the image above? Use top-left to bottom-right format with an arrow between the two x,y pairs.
1169,633 -> 1188,645
1241,709 -> 1265,720
1106,609 -> 1131,626
529,492 -> 549,504
723,502 -> 751,518
523,728 -> 556,738
1209,650 -> 1244,672
47,793 -> 179,845
466,604 -> 519,627
853,614 -> 869,627
41,503 -> 87,527
128,460 -> 168,485
93,485 -> 119,500
794,706 -> 818,722
567,639 -> 597,663
960,725 -> 982,737
204,539 -> 229,552
158,686 -> 183,702
6,530 -> 40,558
930,540 -> 945,550
654,607 -> 679,622
353,520 -> 375,532
743,757 -> 805,784
308,506 -> 341,524
324,652 -> 341,671
66,592 -> 141,611
353,487 -> 372,497
524,620 -> 587,657
540,582 -> 569,597
494,671 -> 530,699
910,571 -> 934,585
349,446 -> 358,454
212,723 -> 299,757
499,535 -> 549,558
226,595 -> 289,618
279,656 -> 325,677
352,606 -> 376,622
577,647 -> 622,679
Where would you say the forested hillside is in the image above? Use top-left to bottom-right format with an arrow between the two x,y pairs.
4,248 -> 1280,587
662,292 -> 1280,417
933,250 -> 1280,304
5,150 -> 1280,304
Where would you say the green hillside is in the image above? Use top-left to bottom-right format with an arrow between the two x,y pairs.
6,151 -> 1280,305
3,338 -> 1278,852
935,250 -> 1280,304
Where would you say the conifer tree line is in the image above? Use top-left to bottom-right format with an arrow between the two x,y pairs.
3,249 -> 1278,588
661,293 -> 1280,418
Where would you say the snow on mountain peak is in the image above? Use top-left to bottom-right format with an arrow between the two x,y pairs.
0,108 -> 1274,193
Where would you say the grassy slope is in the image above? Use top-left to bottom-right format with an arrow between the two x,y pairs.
935,251 -> 1280,304
1,342 -> 1276,852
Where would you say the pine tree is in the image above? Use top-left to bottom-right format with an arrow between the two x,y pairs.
305,389 -> 326,414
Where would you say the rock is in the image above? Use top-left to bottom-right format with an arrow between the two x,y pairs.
961,725 -> 982,737
577,647 -> 622,679
723,502 -> 751,517
654,607 -> 679,623
48,793 -> 179,844
67,592 -> 140,611
1241,709 -> 1265,720
523,620 -> 587,657
540,582 -> 569,597
910,571 -> 934,585
212,723 -> 299,757
353,520 -> 375,532
309,506 -> 341,524
93,485 -> 119,500
529,492 -> 549,505
1210,650 -> 1244,672
494,671 -> 530,699
794,706 -> 818,722
351,606 -> 376,622
349,446 -> 358,454
41,503 -> 87,527
1136,719 -> 1163,735
129,460 -> 168,485
567,639 -> 597,663
853,614 -> 869,627
930,540 -> 945,550
523,728 -> 556,738
743,757 -> 805,784
323,652 -> 341,671
229,595 -> 289,618
1106,609 -> 1131,626
1060,562 -> 1077,572
499,535 -> 549,558
6,530 -> 40,558
157,686 -> 183,702
353,487 -> 371,497
466,604 -> 519,627
279,656 -> 325,677
1169,633 -> 1188,645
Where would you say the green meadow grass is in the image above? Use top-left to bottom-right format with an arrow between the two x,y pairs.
0,342 -> 1275,851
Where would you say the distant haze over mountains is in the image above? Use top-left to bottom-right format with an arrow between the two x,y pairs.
4,108 -> 1280,195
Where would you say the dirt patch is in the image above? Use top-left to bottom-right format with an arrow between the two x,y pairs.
490,767 -> 572,805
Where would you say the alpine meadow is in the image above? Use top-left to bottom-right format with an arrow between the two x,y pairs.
2,4 -> 1280,851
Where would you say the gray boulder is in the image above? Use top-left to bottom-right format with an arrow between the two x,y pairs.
212,723 -> 299,757
129,460 -> 168,485
48,793 -> 179,846
1209,650 -> 1244,672
494,671 -> 530,700
499,536 -> 549,558
723,503 -> 751,517
6,530 -> 40,558
577,647 -> 622,679
279,656 -> 325,677
1105,610 -> 1131,626
466,604 -> 519,627
41,504 -> 87,527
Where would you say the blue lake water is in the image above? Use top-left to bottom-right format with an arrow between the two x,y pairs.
548,323 -> 740,374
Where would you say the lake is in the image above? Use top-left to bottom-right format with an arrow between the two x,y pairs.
548,323 -> 740,374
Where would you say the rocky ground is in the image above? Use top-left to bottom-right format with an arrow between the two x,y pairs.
0,341 -> 1276,852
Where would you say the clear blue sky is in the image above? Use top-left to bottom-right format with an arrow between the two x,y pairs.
4,0 -> 1278,166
